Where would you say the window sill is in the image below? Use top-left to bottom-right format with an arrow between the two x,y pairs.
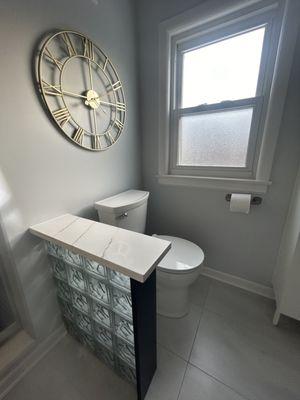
157,174 -> 271,193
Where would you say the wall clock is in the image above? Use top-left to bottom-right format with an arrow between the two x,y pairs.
38,30 -> 126,151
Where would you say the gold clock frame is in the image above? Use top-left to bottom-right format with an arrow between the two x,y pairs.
37,30 -> 126,151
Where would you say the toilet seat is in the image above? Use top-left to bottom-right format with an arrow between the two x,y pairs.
153,235 -> 204,274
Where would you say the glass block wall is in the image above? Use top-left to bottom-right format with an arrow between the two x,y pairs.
46,241 -> 136,385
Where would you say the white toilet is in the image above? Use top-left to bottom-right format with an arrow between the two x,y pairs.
95,190 -> 204,318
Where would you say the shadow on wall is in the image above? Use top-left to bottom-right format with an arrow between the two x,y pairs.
0,169 -> 62,340
78,205 -> 100,222
31,29 -> 76,146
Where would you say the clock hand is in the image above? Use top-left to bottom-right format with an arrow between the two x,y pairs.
61,90 -> 87,99
89,98 -> 117,115
42,80 -> 88,100
87,59 -> 98,132
92,109 -> 98,133
91,93 -> 108,114
60,90 -> 104,120
96,99 -> 116,107
88,59 -> 94,90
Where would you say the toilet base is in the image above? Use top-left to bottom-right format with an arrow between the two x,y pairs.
156,267 -> 201,318
157,280 -> 190,318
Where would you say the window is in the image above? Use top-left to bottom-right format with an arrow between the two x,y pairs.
158,0 -> 298,192
178,28 -> 264,169
172,16 -> 271,179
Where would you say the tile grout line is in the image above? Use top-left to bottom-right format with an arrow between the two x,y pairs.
201,277 -> 213,308
187,278 -> 213,362
187,361 -> 253,400
177,279 -> 214,400
188,280 -> 255,400
189,277 -> 213,310
186,307 -> 204,363
157,278 -> 214,364
154,342 -> 189,400
201,305 -> 276,337
201,279 -> 277,336
156,342 -> 188,363
188,279 -> 290,400
176,362 -> 189,400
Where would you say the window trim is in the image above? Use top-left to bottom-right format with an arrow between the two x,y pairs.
158,0 -> 299,193
171,22 -> 270,178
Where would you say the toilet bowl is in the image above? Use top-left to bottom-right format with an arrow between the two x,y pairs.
153,235 -> 204,318
94,190 -> 205,318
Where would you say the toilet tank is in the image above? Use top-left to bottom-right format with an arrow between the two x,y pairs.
94,190 -> 149,233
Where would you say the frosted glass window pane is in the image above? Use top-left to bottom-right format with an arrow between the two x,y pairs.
178,108 -> 253,167
181,28 -> 265,108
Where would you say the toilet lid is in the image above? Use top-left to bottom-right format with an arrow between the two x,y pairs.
154,235 -> 204,273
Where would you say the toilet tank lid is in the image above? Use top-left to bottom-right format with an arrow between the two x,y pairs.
153,235 -> 204,272
95,190 -> 149,214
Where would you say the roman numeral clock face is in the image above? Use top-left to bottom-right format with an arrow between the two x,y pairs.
38,30 -> 126,151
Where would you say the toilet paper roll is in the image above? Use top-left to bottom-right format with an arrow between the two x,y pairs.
229,193 -> 251,214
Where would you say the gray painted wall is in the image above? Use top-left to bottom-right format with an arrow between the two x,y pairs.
136,0 -> 300,287
0,0 -> 140,339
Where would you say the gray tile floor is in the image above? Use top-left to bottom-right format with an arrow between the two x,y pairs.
4,277 -> 300,400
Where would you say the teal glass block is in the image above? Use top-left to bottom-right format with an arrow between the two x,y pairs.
95,343 -> 115,369
61,248 -> 82,267
68,265 -> 85,292
109,270 -> 131,290
72,290 -> 90,314
51,257 -> 67,281
58,298 -> 74,321
46,241 -> 62,258
78,330 -> 95,351
94,323 -> 113,349
114,314 -> 134,344
87,275 -> 110,305
116,338 -> 135,367
76,311 -> 92,334
85,258 -> 106,278
112,287 -> 132,319
91,301 -> 111,328
56,279 -> 72,302
116,357 -> 136,384
47,241 -> 137,387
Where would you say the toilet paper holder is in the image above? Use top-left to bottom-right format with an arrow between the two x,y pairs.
225,194 -> 262,205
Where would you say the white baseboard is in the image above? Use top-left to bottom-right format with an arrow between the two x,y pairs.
201,266 -> 275,299
0,325 -> 66,399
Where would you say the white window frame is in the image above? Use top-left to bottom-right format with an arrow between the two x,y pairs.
172,20 -> 270,178
158,0 -> 299,193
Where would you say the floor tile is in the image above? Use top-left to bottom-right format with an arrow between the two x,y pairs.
145,345 -> 187,400
157,304 -> 202,360
178,364 -> 246,400
190,309 -> 300,400
4,280 -> 300,400
204,280 -> 276,330
3,343 -> 86,400
58,337 -> 135,400
4,335 -> 136,400
190,275 -> 212,308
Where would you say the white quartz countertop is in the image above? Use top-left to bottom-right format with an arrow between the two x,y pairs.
30,214 -> 171,283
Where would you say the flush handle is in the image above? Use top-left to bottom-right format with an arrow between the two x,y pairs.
117,212 -> 128,220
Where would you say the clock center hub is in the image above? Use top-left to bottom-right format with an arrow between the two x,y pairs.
84,89 -> 101,110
